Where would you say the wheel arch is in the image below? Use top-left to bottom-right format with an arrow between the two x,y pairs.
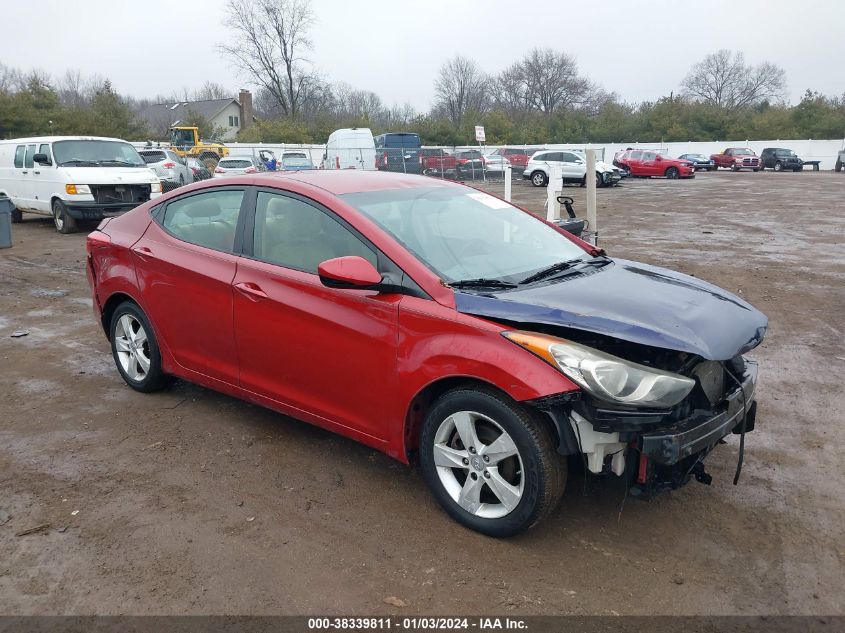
402,376 -> 560,463
100,290 -> 143,339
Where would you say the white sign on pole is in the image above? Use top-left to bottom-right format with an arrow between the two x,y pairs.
474,126 -> 486,143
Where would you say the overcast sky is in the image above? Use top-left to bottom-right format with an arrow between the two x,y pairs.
3,0 -> 844,109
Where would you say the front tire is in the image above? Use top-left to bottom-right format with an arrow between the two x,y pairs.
836,160 -> 842,173
420,387 -> 566,537
110,301 -> 167,393
530,171 -> 548,187
52,199 -> 77,234
774,162 -> 783,172
665,167 -> 680,179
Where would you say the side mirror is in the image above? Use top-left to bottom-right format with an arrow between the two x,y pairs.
318,256 -> 382,290
34,153 -> 51,166
655,155 -> 663,161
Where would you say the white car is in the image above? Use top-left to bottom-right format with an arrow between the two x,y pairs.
0,136 -> 162,233
139,148 -> 193,188
212,156 -> 266,177
522,150 -> 622,187
482,153 -> 511,173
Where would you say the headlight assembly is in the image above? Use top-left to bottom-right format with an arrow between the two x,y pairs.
503,331 -> 694,408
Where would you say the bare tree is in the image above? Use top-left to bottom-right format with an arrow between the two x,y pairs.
493,48 -> 595,116
219,0 -> 317,117
433,56 -> 488,125
681,50 -> 786,110
192,81 -> 232,101
332,82 -> 385,121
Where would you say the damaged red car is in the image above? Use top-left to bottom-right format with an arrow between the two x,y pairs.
86,171 -> 767,537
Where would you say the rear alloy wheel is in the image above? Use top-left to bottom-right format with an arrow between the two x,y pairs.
531,171 -> 548,187
420,387 -> 566,537
774,162 -> 783,172
52,199 -> 77,234
665,167 -> 680,179
110,301 -> 167,393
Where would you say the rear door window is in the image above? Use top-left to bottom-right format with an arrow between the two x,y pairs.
14,145 -> 25,168
24,144 -> 36,168
160,189 -> 245,252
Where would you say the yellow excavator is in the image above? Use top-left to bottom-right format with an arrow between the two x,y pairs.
168,126 -> 229,167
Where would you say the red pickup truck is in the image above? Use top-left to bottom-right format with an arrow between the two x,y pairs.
420,148 -> 457,177
710,148 -> 761,171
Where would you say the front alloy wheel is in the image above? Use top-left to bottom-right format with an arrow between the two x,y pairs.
531,171 -> 547,187
420,388 -> 565,537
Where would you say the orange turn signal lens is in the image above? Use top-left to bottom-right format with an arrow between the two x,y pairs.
501,331 -> 565,368
65,184 -> 77,194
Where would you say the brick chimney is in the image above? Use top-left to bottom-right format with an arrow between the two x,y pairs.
239,89 -> 253,130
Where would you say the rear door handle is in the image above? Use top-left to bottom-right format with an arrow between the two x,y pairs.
234,282 -> 268,300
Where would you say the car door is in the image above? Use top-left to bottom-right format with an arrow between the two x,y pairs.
29,143 -> 54,212
132,187 -> 248,385
232,188 -> 401,440
19,144 -> 38,209
8,145 -> 28,208
640,151 -> 659,176
559,151 -> 584,181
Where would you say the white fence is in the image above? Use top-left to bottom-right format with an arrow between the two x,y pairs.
134,138 -> 845,170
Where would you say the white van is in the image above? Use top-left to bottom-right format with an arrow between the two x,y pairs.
0,136 -> 163,233
322,128 -> 376,171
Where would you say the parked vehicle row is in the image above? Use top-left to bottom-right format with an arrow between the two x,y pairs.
525,150 -> 623,187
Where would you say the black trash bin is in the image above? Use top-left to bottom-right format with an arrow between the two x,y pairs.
0,196 -> 13,249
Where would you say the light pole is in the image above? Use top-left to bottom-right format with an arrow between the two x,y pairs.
48,120 -> 54,135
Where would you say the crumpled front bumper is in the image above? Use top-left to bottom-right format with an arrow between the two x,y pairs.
640,361 -> 757,465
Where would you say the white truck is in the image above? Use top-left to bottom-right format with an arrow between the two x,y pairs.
0,136 -> 162,233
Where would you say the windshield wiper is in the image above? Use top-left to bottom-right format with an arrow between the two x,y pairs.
449,278 -> 518,290
60,159 -> 100,166
519,258 -> 583,285
99,160 -> 139,166
520,255 -> 611,285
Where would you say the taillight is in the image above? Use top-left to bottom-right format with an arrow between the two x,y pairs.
214,167 -> 224,173
245,166 -> 257,173
162,162 -> 176,168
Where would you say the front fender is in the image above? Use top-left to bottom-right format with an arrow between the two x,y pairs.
391,296 -> 578,460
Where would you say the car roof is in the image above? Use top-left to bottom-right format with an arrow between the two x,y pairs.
270,170 -> 459,195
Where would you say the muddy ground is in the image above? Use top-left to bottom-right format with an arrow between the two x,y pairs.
1,171 -> 843,616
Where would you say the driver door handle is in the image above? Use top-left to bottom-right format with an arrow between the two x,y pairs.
131,245 -> 154,260
234,282 -> 268,300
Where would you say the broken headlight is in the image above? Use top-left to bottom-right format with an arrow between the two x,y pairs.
503,331 -> 695,408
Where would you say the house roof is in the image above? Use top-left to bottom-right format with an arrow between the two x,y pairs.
137,98 -> 239,128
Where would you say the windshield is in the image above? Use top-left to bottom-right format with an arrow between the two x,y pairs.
734,148 -> 754,155
341,186 -> 587,283
53,140 -> 146,167
170,128 -> 195,147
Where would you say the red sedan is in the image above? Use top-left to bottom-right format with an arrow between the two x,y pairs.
615,149 -> 695,179
86,171 -> 765,536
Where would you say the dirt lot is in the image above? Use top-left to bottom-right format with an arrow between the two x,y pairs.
1,171 -> 843,616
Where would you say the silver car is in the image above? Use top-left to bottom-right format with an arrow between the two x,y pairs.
138,149 -> 193,188
213,156 -> 266,178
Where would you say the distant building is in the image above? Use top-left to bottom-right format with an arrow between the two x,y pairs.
138,90 -> 254,141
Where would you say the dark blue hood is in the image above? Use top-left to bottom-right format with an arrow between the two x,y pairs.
454,259 -> 767,361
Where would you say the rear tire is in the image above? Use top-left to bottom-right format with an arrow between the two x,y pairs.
109,301 -> 167,393
419,386 -> 566,537
52,199 -> 77,234
531,171 -> 548,187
